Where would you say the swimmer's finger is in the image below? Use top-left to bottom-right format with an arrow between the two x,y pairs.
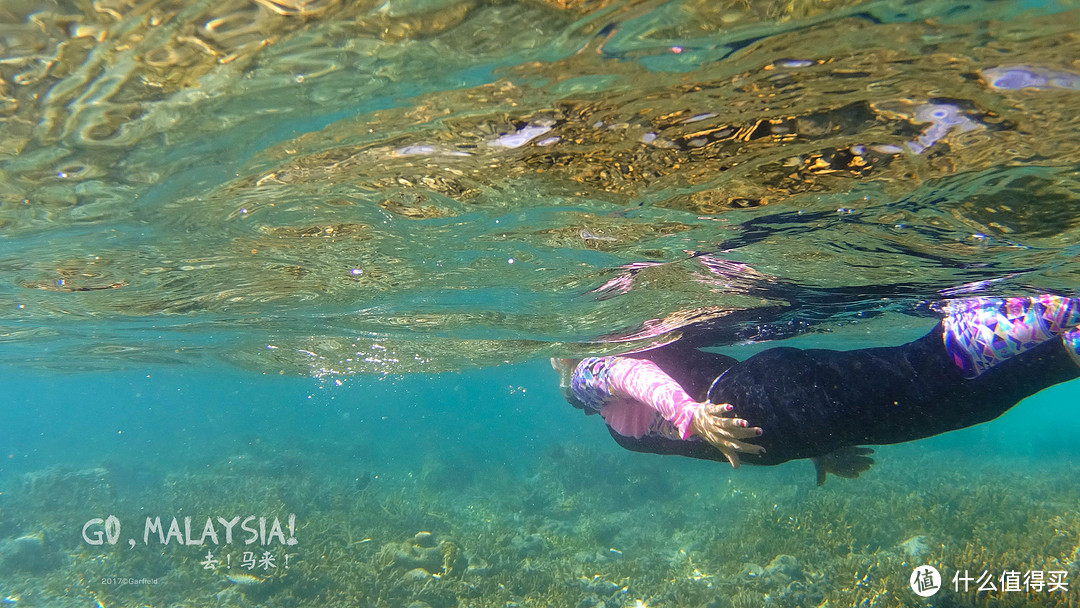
698,407 -> 761,440
699,425 -> 765,456
714,415 -> 747,428
720,448 -> 741,469
715,418 -> 762,439
704,403 -> 758,428
724,438 -> 766,456
702,419 -> 764,449
720,426 -> 762,441
703,402 -> 736,416
718,440 -> 766,469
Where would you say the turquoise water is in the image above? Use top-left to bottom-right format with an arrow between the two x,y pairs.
3,362 -> 1080,607
2,0 -> 1080,606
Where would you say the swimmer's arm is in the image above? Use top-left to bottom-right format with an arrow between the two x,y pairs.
578,357 -> 764,467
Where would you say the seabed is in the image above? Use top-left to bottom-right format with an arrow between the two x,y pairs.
1,441 -> 1078,608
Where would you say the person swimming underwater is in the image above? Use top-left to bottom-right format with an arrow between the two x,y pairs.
553,295 -> 1080,484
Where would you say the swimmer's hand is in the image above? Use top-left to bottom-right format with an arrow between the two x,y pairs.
811,446 -> 875,486
689,402 -> 764,469
550,358 -> 580,388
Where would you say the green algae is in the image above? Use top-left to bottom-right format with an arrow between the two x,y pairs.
1,442 -> 1078,607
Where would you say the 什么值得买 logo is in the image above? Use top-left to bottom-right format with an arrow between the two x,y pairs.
910,565 -> 941,597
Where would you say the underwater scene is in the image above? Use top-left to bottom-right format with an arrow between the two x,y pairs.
2,0 -> 1080,606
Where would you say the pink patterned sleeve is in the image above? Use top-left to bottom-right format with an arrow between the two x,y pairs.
604,358 -> 701,439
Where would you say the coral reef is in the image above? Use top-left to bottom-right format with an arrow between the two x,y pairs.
0,533 -> 59,574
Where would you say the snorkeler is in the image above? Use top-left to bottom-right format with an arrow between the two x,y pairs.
553,295 -> 1080,484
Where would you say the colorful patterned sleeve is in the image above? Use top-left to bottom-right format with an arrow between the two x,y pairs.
942,295 -> 1080,378
570,356 -> 701,439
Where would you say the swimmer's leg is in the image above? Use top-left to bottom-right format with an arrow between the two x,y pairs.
942,295 -> 1080,377
811,446 -> 875,486
1064,328 -> 1080,368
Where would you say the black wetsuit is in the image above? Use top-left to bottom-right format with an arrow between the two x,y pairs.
613,325 -> 1080,465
